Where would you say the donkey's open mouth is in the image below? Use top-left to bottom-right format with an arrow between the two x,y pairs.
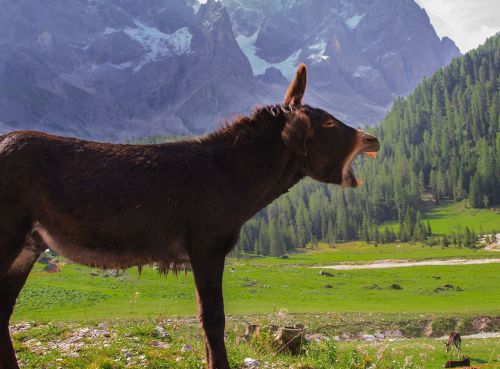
342,131 -> 380,188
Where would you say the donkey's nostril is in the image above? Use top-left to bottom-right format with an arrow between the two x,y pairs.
358,130 -> 379,147
364,136 -> 378,143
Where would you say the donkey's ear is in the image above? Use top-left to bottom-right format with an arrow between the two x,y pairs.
284,64 -> 307,106
281,110 -> 313,156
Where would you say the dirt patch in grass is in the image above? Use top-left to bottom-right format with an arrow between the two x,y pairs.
315,258 -> 500,270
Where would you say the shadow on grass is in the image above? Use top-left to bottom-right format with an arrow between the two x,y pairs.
470,357 -> 488,364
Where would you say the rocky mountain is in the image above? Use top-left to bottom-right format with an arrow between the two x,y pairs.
223,0 -> 460,124
0,0 -> 459,140
0,0 -> 263,140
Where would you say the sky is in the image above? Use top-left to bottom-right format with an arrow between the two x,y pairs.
415,0 -> 500,53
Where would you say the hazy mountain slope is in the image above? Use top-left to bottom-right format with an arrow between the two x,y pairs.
0,0 -> 459,139
0,0 -> 263,140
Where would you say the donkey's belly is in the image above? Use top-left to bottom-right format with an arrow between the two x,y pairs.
34,226 -> 190,269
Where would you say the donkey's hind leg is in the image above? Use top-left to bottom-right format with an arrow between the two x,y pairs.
0,234 -> 44,369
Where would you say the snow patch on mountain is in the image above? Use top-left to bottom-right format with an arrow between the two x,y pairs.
345,14 -> 365,30
353,65 -> 377,81
377,51 -> 397,61
108,61 -> 135,70
103,27 -> 119,36
307,40 -> 329,63
124,22 -> 192,71
191,0 -> 218,13
236,32 -> 300,80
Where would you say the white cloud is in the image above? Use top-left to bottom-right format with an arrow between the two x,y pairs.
416,0 -> 500,52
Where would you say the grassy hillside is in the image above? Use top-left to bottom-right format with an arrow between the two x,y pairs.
424,201 -> 500,234
382,200 -> 500,235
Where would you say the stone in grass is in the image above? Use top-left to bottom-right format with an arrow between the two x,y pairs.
319,270 -> 334,277
305,333 -> 330,342
150,340 -> 171,349
434,284 -> 463,293
243,357 -> 260,368
44,263 -> 60,273
152,326 -> 170,339
324,284 -> 333,289
390,283 -> 403,290
181,344 -> 193,352
97,322 -> 108,330
361,334 -> 376,341
340,332 -> 350,341
374,332 -> 385,340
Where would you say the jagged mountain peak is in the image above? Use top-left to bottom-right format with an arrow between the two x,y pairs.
222,0 -> 459,125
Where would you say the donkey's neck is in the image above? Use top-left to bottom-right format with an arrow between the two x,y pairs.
202,110 -> 304,221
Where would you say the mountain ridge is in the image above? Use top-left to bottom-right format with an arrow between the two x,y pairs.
0,0 -> 459,140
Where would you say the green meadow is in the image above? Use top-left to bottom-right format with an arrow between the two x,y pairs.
11,318 -> 500,369
12,242 -> 500,368
243,241 -> 500,266
13,242 -> 500,321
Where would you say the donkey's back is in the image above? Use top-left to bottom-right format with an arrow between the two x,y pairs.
0,130 -> 219,270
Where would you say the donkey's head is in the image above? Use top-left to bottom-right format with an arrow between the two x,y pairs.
281,64 -> 380,187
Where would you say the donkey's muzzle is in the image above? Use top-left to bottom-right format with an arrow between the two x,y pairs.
358,131 -> 380,158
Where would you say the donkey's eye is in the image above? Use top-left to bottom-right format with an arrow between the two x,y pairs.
323,120 -> 337,128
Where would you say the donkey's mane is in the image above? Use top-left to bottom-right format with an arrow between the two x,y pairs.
200,104 -> 299,146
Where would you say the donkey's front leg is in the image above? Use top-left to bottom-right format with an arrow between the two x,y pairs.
191,256 -> 230,369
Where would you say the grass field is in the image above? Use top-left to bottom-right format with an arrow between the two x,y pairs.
11,242 -> 500,368
243,241 -> 500,266
13,242 -> 500,320
11,319 -> 500,369
13,261 -> 500,321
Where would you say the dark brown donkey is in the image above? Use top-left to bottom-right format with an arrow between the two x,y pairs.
0,64 -> 379,369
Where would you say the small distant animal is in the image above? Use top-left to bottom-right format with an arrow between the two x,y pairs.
444,356 -> 470,368
445,332 -> 462,356
244,322 -> 261,338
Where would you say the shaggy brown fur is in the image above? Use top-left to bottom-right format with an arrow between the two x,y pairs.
0,64 -> 379,369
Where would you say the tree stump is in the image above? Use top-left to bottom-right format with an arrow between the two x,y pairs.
274,326 -> 305,355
